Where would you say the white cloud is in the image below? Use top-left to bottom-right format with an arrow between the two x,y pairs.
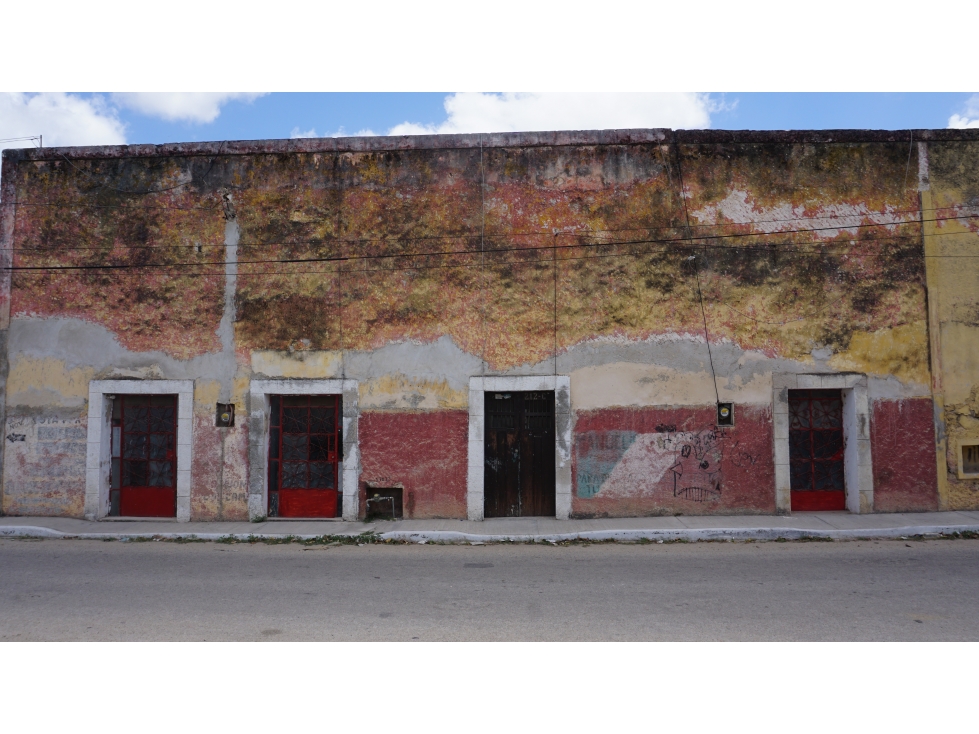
0,93 -> 126,153
291,126 -> 377,139
112,93 -> 266,124
948,94 -> 979,129
387,93 -> 719,136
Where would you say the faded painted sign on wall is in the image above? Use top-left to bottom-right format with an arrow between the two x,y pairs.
575,427 -> 722,502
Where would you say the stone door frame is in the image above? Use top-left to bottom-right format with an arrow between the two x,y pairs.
773,373 -> 873,514
467,375 -> 572,521
248,379 -> 360,521
85,379 -> 194,521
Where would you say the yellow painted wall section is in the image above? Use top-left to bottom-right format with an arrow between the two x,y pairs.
827,322 -> 930,386
251,350 -> 342,379
6,357 -> 95,407
924,140 -> 979,509
570,362 -> 774,411
232,376 -> 250,407
194,380 -> 222,413
359,374 -> 468,411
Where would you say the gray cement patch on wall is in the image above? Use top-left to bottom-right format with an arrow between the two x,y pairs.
8,316 -> 929,413
341,336 -> 483,392
8,317 -> 238,388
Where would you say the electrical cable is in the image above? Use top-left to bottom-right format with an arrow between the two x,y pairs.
8,229 -> 979,274
4,196 -> 970,229
6,211 -> 977,266
4,243 -> 934,332
673,130 -> 721,406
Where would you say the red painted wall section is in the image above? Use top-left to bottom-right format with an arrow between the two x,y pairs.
871,398 -> 939,512
572,405 -> 775,517
358,411 -> 468,519
189,413 -> 250,521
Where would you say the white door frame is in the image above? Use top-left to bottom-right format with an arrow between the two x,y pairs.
468,375 -> 572,520
85,379 -> 194,521
248,379 -> 360,521
772,373 -> 873,514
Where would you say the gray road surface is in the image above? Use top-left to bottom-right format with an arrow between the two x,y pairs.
2,537 -> 977,641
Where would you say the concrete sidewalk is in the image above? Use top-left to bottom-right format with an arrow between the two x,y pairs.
2,511 -> 979,543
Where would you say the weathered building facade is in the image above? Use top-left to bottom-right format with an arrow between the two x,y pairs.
0,128 -> 977,522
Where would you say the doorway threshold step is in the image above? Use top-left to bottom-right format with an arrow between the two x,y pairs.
266,517 -> 345,522
100,516 -> 177,522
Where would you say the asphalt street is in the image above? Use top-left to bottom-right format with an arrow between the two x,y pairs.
2,537 -> 977,641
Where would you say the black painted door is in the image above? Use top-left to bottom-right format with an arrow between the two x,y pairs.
484,391 -> 555,517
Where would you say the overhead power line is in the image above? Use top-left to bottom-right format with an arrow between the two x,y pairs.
2,243 -> 942,328
5,211 -> 977,273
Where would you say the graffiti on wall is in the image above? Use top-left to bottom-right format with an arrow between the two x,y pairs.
575,426 -> 724,502
670,430 -> 722,502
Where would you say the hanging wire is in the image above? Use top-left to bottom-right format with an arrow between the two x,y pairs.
673,130 -> 721,405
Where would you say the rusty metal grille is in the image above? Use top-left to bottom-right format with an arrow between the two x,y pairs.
487,393 -> 516,431
963,444 -> 979,475
789,389 -> 845,491
523,392 -> 553,434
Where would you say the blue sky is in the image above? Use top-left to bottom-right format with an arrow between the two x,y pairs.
127,93 -> 976,145
2,93 -> 978,154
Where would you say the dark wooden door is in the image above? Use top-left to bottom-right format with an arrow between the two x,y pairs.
484,391 -> 555,517
113,395 -> 177,518
789,389 -> 846,511
268,395 -> 341,518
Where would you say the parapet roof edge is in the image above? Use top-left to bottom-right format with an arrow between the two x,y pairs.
4,127 -> 979,162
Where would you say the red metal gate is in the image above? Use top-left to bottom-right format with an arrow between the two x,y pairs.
111,395 -> 177,517
268,395 -> 341,518
789,389 -> 846,511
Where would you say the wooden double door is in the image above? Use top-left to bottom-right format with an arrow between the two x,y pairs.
484,391 -> 555,518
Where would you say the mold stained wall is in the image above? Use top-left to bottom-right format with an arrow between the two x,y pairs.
0,131 -> 957,519
570,135 -> 935,515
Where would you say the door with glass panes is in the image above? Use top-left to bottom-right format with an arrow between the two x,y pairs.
788,389 -> 846,511
109,395 -> 177,517
267,395 -> 342,518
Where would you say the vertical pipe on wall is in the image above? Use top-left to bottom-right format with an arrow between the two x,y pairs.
218,188 -> 240,520
334,139 -> 345,380
479,134 -> 487,377
553,231 -> 558,376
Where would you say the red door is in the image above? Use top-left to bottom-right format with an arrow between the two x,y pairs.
789,389 -> 846,511
268,395 -> 341,518
112,395 -> 177,517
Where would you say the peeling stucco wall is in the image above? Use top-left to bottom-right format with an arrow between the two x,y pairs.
919,140 -> 979,509
1,128 -> 973,519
